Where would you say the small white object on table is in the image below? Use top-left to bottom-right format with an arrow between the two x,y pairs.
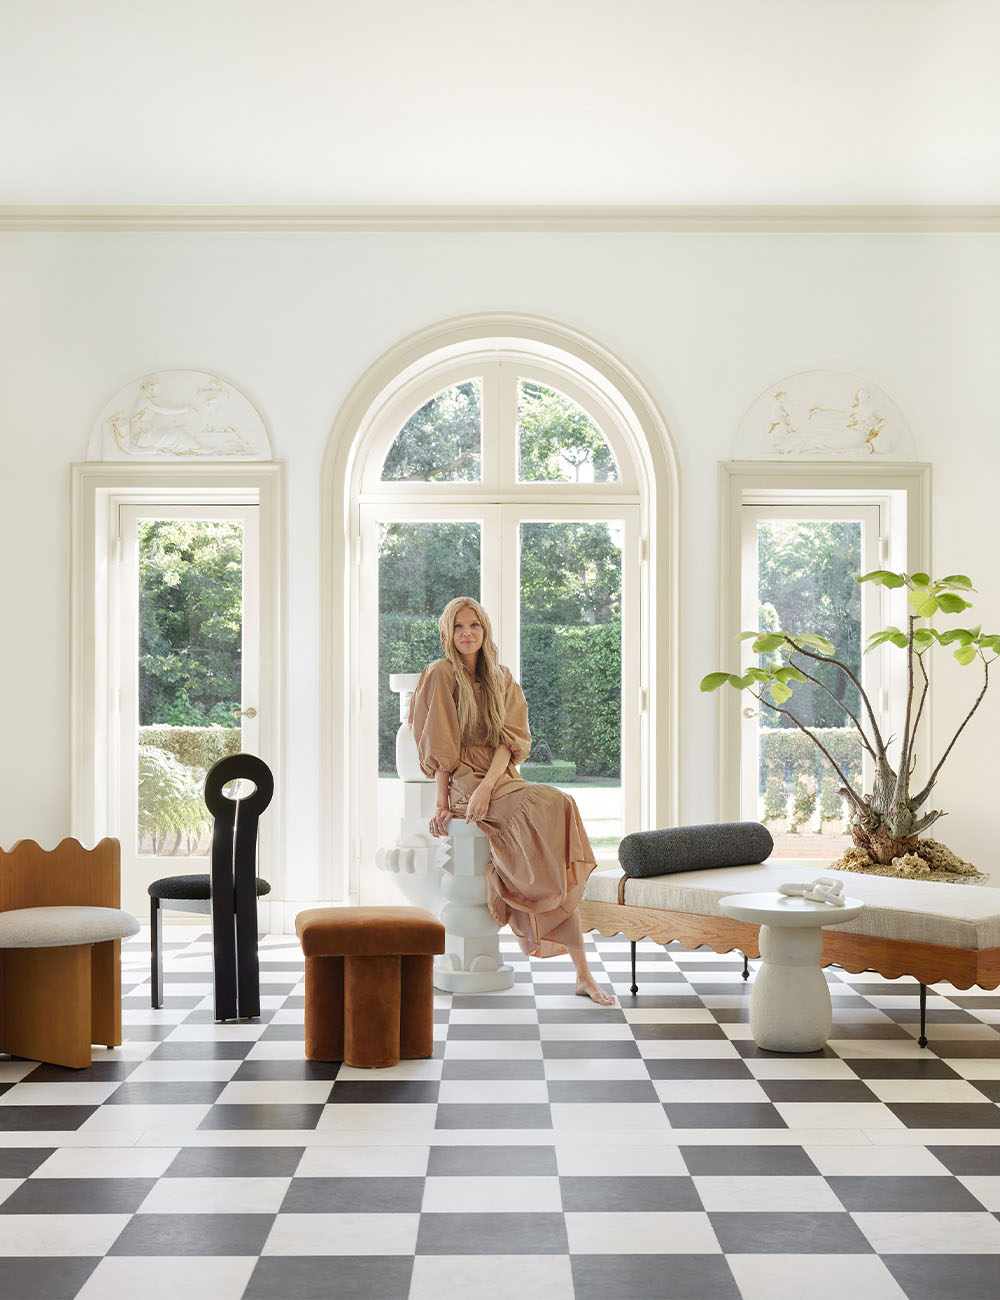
718,889 -> 864,1052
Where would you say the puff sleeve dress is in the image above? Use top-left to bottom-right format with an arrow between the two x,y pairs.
408,657 -> 597,957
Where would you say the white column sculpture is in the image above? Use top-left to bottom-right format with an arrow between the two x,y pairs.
375,672 -> 513,994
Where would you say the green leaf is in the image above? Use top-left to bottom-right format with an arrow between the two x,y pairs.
769,682 -> 793,704
940,574 -> 974,590
790,633 -> 836,654
937,593 -> 972,613
751,633 -> 786,654
910,592 -> 940,618
744,668 -> 770,683
774,665 -> 808,684
938,628 -> 974,647
954,645 -> 978,666
700,673 -> 731,692
730,673 -> 753,689
736,630 -> 761,642
909,572 -> 931,587
911,629 -> 937,650
857,569 -> 906,588
889,632 -> 909,648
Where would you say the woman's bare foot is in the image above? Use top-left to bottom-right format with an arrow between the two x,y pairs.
575,978 -> 616,1006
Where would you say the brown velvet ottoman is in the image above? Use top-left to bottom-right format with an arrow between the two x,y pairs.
294,906 -> 445,1068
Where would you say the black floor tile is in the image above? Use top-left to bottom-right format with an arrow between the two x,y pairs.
281,1176 -> 424,1213
541,1040 -> 640,1058
0,1106 -> 96,1131
108,1212 -> 274,1255
560,1175 -> 702,1211
827,1174 -> 985,1212
710,1210 -> 872,1253
680,1145 -> 819,1176
758,1079 -> 879,1103
663,1103 -> 787,1129
847,1059 -> 961,1079
427,1145 -> 557,1176
883,1254 -> 1000,1299
415,1211 -> 567,1253
434,1103 -> 551,1129
329,1081 -> 438,1104
0,1256 -> 99,1299
0,1148 -> 53,1177
149,1041 -> 253,1060
927,1146 -> 1000,1174
546,1080 -> 659,1104
644,1059 -> 753,1080
198,1103 -> 324,1130
445,1025 -> 541,1040
165,1146 -> 305,1178
232,1060 -> 342,1082
244,1255 -> 413,1300
0,1177 -> 155,1215
440,1059 -> 545,1080
571,1253 -> 740,1300
887,1102 -> 1000,1128
105,1080 -> 227,1106
26,1061 -> 139,1083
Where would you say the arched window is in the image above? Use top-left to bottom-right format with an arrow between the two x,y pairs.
322,318 -> 677,903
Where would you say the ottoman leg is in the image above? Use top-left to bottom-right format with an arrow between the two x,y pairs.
304,956 -> 345,1061
344,955 -> 401,1068
399,954 -> 435,1060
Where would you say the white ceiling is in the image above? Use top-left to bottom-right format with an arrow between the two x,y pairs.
3,0 -> 999,207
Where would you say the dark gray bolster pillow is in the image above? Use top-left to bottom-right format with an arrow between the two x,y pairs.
618,822 -> 773,878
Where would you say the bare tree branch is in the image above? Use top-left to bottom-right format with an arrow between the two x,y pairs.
785,653 -> 877,759
780,637 -> 887,758
752,692 -> 866,813
914,658 -> 990,802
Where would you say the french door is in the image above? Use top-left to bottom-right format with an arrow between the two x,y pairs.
358,501 -> 640,888
116,503 -> 261,913
739,502 -> 884,851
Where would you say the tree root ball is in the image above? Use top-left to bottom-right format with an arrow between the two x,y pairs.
830,839 -> 987,884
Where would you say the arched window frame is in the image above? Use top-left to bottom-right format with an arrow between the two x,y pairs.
321,314 -> 678,904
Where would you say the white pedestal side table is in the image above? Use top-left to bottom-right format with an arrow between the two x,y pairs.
718,891 -> 864,1052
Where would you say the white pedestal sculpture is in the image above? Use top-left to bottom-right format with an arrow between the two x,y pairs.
718,890 -> 864,1052
375,673 -> 514,994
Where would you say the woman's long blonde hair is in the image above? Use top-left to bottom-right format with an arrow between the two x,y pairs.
438,596 -> 506,748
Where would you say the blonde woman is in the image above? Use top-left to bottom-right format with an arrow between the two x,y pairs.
409,596 -> 615,1005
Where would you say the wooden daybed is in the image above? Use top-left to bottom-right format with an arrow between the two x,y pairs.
580,861 -> 1000,1045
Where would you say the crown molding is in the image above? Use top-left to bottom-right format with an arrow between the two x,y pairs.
2,205 -> 1000,233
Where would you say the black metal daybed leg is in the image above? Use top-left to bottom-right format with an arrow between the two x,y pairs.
918,982 -> 928,1048
742,952 -> 750,981
630,941 -> 638,995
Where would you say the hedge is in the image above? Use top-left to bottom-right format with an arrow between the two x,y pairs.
520,761 -> 577,784
378,613 -> 620,777
759,726 -> 862,793
138,725 -> 242,772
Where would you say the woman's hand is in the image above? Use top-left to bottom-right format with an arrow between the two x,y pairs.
465,781 -> 493,823
429,804 -> 453,838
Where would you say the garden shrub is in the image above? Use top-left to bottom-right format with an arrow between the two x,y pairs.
520,761 -> 577,784
138,725 -> 242,771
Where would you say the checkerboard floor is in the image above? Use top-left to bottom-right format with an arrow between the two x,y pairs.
1,932 -> 1000,1298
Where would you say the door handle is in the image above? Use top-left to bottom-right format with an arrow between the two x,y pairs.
233,707 -> 258,719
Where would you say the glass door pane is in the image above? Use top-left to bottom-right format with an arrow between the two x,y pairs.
741,507 -> 880,859
517,519 -> 624,851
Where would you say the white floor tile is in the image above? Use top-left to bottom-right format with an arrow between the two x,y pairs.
944,1059 -> 1000,1079
409,1254 -> 574,1300
77,1104 -> 212,1132
693,1174 -> 844,1212
215,1081 -> 333,1105
538,1024 -> 633,1040
76,1256 -> 256,1300
449,1010 -> 539,1024
728,1253 -> 907,1300
0,1214 -> 131,1255
957,1176 -> 1000,1211
653,1079 -> 769,1103
126,1061 -> 241,1082
262,1211 -> 420,1255
804,1145 -> 950,1177
863,1079 -> 987,1103
0,1082 -> 121,1106
437,1081 -> 548,1104
550,1102 -> 670,1131
295,1145 -> 430,1177
854,1211 -> 1000,1253
315,1103 -> 439,1132
138,1176 -> 290,1214
33,1147 -> 180,1179
543,1059 -> 651,1081
622,1008 -> 717,1024
565,1210 -> 720,1254
422,1175 -> 562,1213
443,1041 -> 543,1059
775,1102 -> 905,1130
636,1040 -> 741,1059
555,1145 -> 688,1176
335,1059 -> 443,1081
167,1023 -> 266,1041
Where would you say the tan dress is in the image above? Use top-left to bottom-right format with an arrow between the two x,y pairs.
409,657 -> 597,957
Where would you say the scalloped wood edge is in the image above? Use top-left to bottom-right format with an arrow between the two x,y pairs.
579,899 -> 1000,992
1,837 -> 119,857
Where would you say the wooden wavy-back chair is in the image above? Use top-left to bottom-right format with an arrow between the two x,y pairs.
0,838 -> 136,1069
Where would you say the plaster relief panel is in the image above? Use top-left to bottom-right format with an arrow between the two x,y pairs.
735,370 -> 914,460
89,370 -> 272,460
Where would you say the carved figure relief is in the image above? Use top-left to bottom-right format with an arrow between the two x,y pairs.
89,370 -> 272,461
736,371 -> 914,460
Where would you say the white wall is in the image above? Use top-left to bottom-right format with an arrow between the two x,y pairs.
1,230 -> 998,886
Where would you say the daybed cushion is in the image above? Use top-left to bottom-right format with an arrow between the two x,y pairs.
0,906 -> 140,949
618,822 -> 773,877
584,862 -> 1000,950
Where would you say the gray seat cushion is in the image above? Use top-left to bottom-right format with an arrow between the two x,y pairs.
618,822 -> 774,878
0,906 -> 140,949
148,874 -> 271,900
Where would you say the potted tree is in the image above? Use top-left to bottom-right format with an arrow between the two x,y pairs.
701,570 -> 998,877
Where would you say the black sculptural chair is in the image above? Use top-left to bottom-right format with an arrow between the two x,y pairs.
149,754 -> 274,1020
